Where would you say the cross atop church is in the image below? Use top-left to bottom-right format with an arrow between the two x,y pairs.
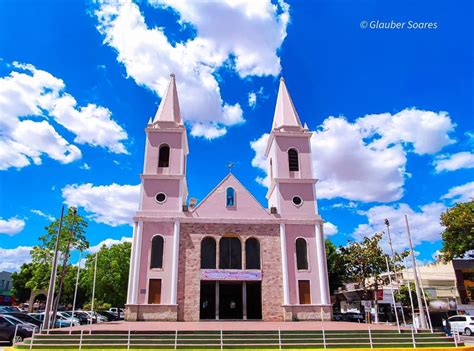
227,162 -> 235,173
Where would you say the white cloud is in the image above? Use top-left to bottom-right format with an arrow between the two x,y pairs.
80,163 -> 91,170
0,246 -> 32,272
88,236 -> 132,254
353,202 -> 446,252
0,62 -> 128,170
94,0 -> 288,139
0,217 -> 26,235
441,181 -> 474,203
324,222 -> 338,236
248,92 -> 257,108
31,209 -> 55,222
62,183 -> 140,226
250,108 -> 455,202
433,151 -> 474,173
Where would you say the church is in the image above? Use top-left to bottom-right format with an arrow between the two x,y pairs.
125,74 -> 332,322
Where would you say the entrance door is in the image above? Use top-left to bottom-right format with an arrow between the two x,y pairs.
200,282 -> 216,319
246,282 -> 262,319
219,282 -> 243,319
148,279 -> 161,304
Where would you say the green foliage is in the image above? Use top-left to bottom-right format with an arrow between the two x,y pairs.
325,239 -> 345,294
440,201 -> 474,262
83,301 -> 112,311
11,263 -> 34,302
339,233 -> 408,298
395,283 -> 419,308
81,242 -> 131,308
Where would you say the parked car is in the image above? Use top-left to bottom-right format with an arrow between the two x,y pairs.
108,307 -> 124,315
332,312 -> 365,323
60,311 -> 89,325
29,313 -> 74,328
81,311 -> 107,324
3,312 -> 42,328
97,311 -> 120,322
2,314 -> 38,329
56,312 -> 80,326
0,315 -> 34,345
448,315 -> 474,336
0,306 -> 21,313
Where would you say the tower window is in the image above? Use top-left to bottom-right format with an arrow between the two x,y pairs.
288,148 -> 299,172
201,237 -> 216,269
292,196 -> 303,207
296,238 -> 308,270
155,192 -> 167,203
150,235 -> 164,269
158,145 -> 170,168
226,187 -> 235,207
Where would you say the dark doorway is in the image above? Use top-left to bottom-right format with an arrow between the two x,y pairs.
246,282 -> 262,319
200,282 -> 216,319
219,283 -> 243,319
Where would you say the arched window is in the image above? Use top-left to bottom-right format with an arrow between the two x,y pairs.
201,237 -> 216,269
219,237 -> 241,269
245,238 -> 260,269
158,145 -> 170,168
288,148 -> 299,172
295,238 -> 308,270
150,235 -> 164,269
226,187 -> 235,207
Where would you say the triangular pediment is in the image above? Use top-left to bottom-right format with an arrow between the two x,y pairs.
192,174 -> 271,219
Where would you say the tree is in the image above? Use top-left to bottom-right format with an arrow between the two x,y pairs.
28,208 -> 89,292
325,239 -> 345,294
81,242 -> 131,308
11,263 -> 34,303
440,201 -> 474,262
339,233 -> 408,322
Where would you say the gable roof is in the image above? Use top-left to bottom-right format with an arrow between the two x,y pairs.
192,173 -> 271,219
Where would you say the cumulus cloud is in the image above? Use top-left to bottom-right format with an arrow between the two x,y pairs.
0,217 -> 25,235
248,92 -> 257,108
353,202 -> 446,252
62,183 -> 140,226
250,108 -> 455,202
30,209 -> 55,222
88,236 -> 132,254
94,0 -> 288,139
0,246 -> 32,272
0,62 -> 128,170
324,222 -> 338,236
441,181 -> 474,203
433,151 -> 474,173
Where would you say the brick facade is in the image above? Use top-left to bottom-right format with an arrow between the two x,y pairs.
177,223 -> 284,321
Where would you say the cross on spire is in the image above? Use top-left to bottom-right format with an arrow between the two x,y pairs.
227,162 -> 235,173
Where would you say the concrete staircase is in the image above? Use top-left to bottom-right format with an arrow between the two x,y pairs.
15,329 -> 463,349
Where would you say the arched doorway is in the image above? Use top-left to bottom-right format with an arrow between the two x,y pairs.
28,290 -> 47,312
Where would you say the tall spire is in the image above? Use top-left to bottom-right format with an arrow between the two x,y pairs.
272,77 -> 303,130
152,73 -> 182,125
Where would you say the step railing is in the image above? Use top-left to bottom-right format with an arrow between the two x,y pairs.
21,328 -> 462,349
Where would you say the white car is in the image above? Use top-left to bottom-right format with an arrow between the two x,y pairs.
448,315 -> 474,336
108,308 -> 124,316
81,311 -> 107,323
56,312 -> 80,326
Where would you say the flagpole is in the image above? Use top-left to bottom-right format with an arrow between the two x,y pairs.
44,205 -> 65,332
404,214 -> 427,329
384,219 -> 406,326
416,261 -> 433,333
71,252 -> 82,333
90,252 -> 98,328
385,256 -> 400,333
404,259 -> 417,332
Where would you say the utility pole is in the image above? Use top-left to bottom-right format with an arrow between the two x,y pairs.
43,205 -> 65,332
404,214 -> 427,329
51,207 -> 77,327
384,219 -> 406,325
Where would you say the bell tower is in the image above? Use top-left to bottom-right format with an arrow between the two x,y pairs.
265,77 -> 317,218
140,73 -> 188,213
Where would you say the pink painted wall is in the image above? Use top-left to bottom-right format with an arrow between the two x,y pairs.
144,130 -> 184,175
141,179 -> 181,212
193,175 -> 271,219
137,221 -> 175,305
272,135 -> 313,179
285,224 -> 322,305
278,183 -> 316,217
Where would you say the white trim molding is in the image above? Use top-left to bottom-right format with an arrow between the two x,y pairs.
315,224 -> 330,305
280,224 -> 290,305
170,220 -> 180,304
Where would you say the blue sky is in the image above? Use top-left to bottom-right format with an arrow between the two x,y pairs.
0,0 -> 473,271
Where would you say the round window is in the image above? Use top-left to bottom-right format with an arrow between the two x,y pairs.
155,192 -> 167,203
292,196 -> 303,207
